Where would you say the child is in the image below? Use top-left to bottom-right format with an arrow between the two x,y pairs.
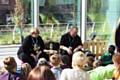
21,63 -> 32,80
84,56 -> 94,71
37,58 -> 49,67
99,45 -> 115,66
112,54 -> 120,80
0,56 -> 21,80
50,53 -> 62,80
60,51 -> 90,80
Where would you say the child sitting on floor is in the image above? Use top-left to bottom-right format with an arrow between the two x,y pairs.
112,53 -> 120,80
50,53 -> 62,80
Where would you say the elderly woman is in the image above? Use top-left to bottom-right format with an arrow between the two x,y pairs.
17,27 -> 48,68
60,51 -> 90,80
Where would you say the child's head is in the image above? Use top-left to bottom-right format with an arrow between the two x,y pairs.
93,60 -> 101,68
21,63 -> 32,78
28,65 -> 56,80
108,45 -> 115,53
72,51 -> 86,68
50,53 -> 61,66
37,58 -> 49,67
3,56 -> 17,73
112,53 -> 120,68
86,56 -> 94,67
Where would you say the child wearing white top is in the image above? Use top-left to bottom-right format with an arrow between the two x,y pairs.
60,51 -> 90,80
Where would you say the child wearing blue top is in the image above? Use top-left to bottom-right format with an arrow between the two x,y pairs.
50,53 -> 62,80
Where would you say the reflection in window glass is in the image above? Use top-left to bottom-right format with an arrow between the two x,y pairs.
39,0 -> 45,6
38,0 -> 79,42
39,0 -> 75,24
86,0 -> 120,44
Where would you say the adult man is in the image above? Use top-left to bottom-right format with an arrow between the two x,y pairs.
60,27 -> 83,67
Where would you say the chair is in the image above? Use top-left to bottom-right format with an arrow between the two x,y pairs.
83,40 -> 107,58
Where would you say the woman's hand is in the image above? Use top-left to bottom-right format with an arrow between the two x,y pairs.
31,54 -> 37,61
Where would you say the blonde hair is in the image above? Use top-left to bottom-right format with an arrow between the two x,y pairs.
30,27 -> 40,35
72,51 -> 86,68
69,26 -> 78,32
3,56 -> 17,73
21,63 -> 32,79
37,58 -> 49,66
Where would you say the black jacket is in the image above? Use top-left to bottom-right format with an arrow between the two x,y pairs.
60,33 -> 83,51
17,35 -> 45,56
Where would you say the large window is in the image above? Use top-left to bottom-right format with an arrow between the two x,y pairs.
38,0 -> 79,42
85,0 -> 120,43
39,0 -> 76,24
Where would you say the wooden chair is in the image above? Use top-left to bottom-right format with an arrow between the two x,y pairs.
83,40 -> 107,58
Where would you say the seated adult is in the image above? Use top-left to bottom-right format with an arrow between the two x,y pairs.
98,45 -> 115,66
17,27 -> 49,68
60,26 -> 83,67
60,51 -> 90,80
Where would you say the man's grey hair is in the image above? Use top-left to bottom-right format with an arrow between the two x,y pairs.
70,26 -> 78,30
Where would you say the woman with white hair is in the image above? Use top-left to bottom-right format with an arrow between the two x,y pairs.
60,51 -> 90,80
17,27 -> 48,68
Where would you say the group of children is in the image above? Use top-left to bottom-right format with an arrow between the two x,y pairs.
0,48 -> 120,80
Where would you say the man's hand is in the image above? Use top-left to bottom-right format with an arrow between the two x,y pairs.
31,54 -> 37,61
73,48 -> 78,52
60,45 -> 73,55
67,47 -> 73,55
73,45 -> 83,52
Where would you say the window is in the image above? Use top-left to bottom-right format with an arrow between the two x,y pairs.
85,0 -> 120,43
